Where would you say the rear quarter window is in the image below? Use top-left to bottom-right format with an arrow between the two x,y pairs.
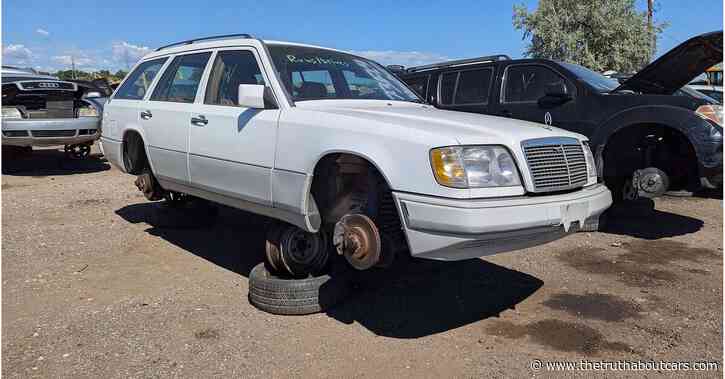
403,76 -> 429,98
114,58 -> 168,100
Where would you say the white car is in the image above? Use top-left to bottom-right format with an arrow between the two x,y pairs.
1,66 -> 104,158
101,34 -> 611,291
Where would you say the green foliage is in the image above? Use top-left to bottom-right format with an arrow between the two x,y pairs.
513,0 -> 667,72
53,69 -> 127,82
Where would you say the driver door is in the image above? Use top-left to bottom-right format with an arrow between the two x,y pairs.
493,63 -> 577,132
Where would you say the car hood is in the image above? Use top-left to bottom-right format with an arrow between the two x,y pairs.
295,100 -> 585,146
615,31 -> 723,95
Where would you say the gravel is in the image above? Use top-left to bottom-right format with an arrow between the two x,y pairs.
3,146 -> 722,378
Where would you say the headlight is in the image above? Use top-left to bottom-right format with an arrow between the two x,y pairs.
430,145 -> 522,188
582,141 -> 597,179
2,107 -> 23,119
696,105 -> 723,126
78,103 -> 99,117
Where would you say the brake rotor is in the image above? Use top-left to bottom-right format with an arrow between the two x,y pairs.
636,167 -> 669,198
333,214 -> 381,270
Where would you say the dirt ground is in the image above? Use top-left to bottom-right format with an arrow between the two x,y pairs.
2,147 -> 723,378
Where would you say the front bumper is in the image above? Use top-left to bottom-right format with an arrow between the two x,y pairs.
394,184 -> 612,260
2,117 -> 100,147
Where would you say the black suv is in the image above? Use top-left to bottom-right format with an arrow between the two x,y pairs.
395,31 -> 723,200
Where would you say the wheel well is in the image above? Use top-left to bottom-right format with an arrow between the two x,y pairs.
122,130 -> 148,175
310,152 -> 407,255
311,153 -> 387,225
603,124 -> 697,188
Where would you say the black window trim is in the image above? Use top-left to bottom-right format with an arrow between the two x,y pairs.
149,50 -> 214,104
437,66 -> 495,106
202,47 -> 272,108
111,56 -> 170,101
499,62 -> 574,105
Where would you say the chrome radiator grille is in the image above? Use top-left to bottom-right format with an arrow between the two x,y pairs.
522,137 -> 588,192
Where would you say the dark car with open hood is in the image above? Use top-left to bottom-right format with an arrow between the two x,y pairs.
395,31 -> 723,201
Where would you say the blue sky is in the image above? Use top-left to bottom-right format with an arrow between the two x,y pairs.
2,0 -> 722,73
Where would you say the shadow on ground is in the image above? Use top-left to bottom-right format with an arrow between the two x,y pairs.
115,200 -> 544,338
601,198 -> 704,239
2,148 -> 110,176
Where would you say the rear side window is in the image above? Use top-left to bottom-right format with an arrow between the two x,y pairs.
151,52 -> 211,103
439,72 -> 457,105
114,58 -> 167,100
454,69 -> 493,104
404,76 -> 429,98
205,50 -> 265,106
438,68 -> 493,106
503,65 -> 566,103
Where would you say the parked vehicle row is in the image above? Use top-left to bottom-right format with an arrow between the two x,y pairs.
100,34 -> 612,314
1,66 -> 106,159
394,31 -> 723,200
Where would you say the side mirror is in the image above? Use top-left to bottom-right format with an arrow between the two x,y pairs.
544,82 -> 569,98
238,84 -> 276,109
538,82 -> 571,108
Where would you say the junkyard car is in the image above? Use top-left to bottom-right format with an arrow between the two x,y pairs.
101,35 -> 612,314
1,66 -> 104,158
396,31 -> 723,200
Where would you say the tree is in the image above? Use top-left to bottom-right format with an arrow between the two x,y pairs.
513,0 -> 667,73
113,70 -> 128,81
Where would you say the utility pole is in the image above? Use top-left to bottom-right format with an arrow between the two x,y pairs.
71,56 -> 76,80
647,0 -> 656,60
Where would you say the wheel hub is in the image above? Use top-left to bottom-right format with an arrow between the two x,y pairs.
333,214 -> 381,270
266,225 -> 328,277
64,144 -> 91,159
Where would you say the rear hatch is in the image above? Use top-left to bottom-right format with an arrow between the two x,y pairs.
615,31 -> 723,95
2,79 -> 83,118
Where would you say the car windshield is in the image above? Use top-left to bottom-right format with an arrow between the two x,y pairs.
559,62 -> 620,93
268,44 -> 422,103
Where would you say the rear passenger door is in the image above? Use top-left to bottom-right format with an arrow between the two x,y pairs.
143,52 -> 212,184
187,48 -> 279,206
104,57 -> 167,147
435,66 -> 494,114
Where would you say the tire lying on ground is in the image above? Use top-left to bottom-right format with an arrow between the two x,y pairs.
248,263 -> 351,315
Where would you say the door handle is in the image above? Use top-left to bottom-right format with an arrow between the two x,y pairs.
191,115 -> 208,126
140,110 -> 152,120
501,109 -> 512,117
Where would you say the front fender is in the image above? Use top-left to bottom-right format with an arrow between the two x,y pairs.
592,105 -> 722,170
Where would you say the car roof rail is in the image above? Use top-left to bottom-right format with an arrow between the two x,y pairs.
405,54 -> 511,73
155,33 -> 255,51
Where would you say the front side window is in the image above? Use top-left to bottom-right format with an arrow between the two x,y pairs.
205,50 -> 265,106
151,52 -> 211,103
114,58 -> 167,100
268,45 -> 421,102
503,65 -> 566,103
